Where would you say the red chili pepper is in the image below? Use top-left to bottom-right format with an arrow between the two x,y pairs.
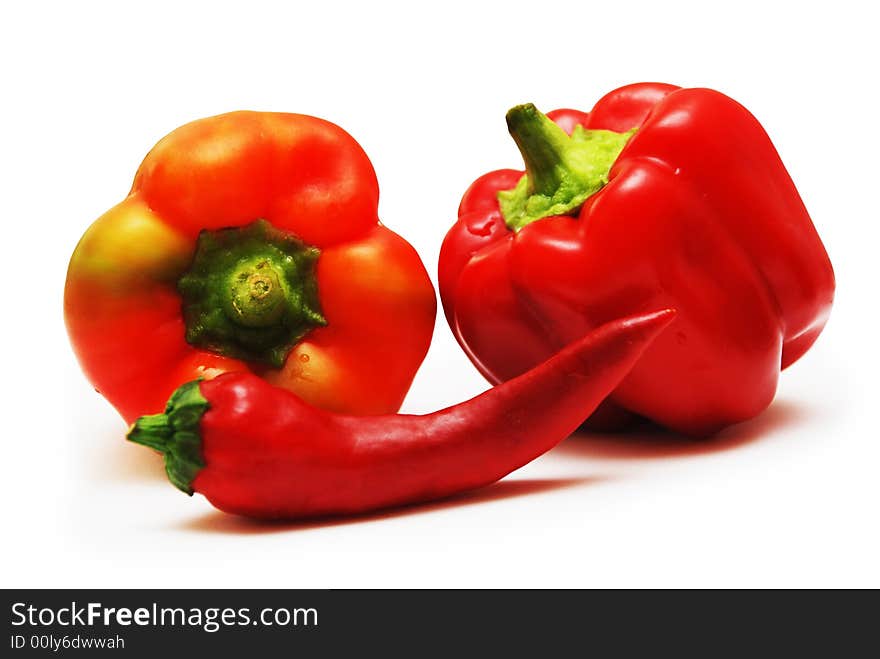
127,309 -> 674,519
440,83 -> 835,436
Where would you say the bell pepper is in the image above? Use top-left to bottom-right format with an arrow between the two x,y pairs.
65,111 -> 436,423
439,83 -> 835,436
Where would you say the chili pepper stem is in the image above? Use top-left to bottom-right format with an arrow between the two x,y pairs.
127,380 -> 209,494
126,414 -> 170,451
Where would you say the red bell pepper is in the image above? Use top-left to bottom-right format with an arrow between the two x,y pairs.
439,83 -> 835,436
128,310 -> 674,518
65,112 -> 436,423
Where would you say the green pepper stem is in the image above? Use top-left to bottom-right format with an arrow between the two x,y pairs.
177,219 -> 326,368
127,380 -> 209,495
226,258 -> 288,328
498,104 -> 636,232
505,103 -> 576,196
126,413 -> 171,451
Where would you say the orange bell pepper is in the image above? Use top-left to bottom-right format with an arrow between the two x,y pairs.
65,111 -> 436,423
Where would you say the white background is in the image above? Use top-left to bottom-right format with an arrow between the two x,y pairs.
2,0 -> 877,588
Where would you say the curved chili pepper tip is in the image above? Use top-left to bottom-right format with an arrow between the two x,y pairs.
129,308 -> 675,519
